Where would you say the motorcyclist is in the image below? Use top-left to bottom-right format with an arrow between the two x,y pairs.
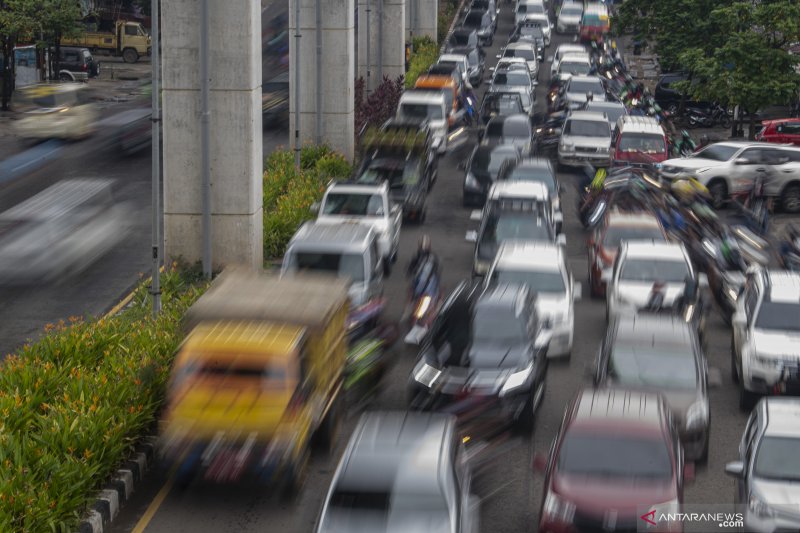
674,130 -> 696,156
462,82 -> 478,126
407,235 -> 440,279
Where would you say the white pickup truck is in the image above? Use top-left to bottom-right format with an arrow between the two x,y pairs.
315,181 -> 402,263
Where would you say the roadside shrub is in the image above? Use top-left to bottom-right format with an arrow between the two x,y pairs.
355,75 -> 405,134
0,266 -> 208,533
405,36 -> 439,89
438,0 -> 459,45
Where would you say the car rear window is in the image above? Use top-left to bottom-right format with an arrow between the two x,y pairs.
322,192 -> 384,217
491,268 -> 565,294
754,437 -> 800,481
568,79 -> 603,94
508,166 -> 555,191
558,433 -> 673,479
504,48 -> 536,61
619,133 -> 666,154
493,72 -> 531,87
603,225 -> 664,248
620,258 -> 689,283
291,252 -> 365,282
610,344 -> 698,389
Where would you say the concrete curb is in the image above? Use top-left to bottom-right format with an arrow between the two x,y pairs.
77,437 -> 159,533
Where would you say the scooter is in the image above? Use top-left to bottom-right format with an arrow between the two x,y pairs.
404,257 -> 442,345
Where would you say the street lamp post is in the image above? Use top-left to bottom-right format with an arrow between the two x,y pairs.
150,0 -> 162,316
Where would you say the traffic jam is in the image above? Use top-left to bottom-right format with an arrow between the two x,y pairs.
146,0 -> 800,532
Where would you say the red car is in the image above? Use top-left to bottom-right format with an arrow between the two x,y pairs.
587,211 -> 667,298
535,388 -> 693,533
755,118 -> 800,146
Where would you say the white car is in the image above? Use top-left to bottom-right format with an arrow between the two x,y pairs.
549,43 -> 587,77
438,53 -> 470,85
553,52 -> 593,81
497,42 -> 539,80
556,2 -> 583,34
560,74 -> 607,110
396,91 -> 449,153
315,181 -> 402,263
485,241 -> 580,357
522,13 -> 553,46
558,110 -> 612,168
12,83 -> 98,141
515,0 -> 546,26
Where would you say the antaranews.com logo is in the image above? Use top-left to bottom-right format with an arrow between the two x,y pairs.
637,505 -> 748,532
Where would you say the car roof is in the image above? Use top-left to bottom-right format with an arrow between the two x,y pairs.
606,211 -> 662,229
516,157 -> 553,170
612,313 -> 694,349
571,388 -> 668,429
762,118 -> 800,125
0,179 -> 113,221
337,411 -> 454,494
762,270 -> 800,303
477,282 -> 529,315
556,44 -> 586,54
587,101 -> 625,110
618,115 -> 663,134
290,221 -> 374,251
495,241 -> 564,271
489,180 -> 549,200
487,113 -> 531,127
761,398 -> 800,438
713,141 -> 776,149
328,181 -> 387,194
567,75 -> 603,85
439,53 -> 468,63
559,53 -> 591,63
505,41 -> 536,50
623,241 -> 687,261
400,91 -> 446,105
567,110 -> 608,122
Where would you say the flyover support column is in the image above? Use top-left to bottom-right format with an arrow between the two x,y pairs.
358,0 -> 405,91
406,0 -> 437,42
161,0 -> 263,269
290,0 -> 355,159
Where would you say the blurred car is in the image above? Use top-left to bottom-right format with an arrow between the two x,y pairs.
557,74 -> 607,110
724,397 -> 800,533
522,13 -> 553,46
479,114 -> 533,155
732,269 -> 800,410
488,67 -> 535,115
447,45 -> 486,87
396,91 -> 449,153
462,144 -> 522,206
485,242 -> 580,357
0,179 -> 129,285
553,53 -> 593,82
315,411 -> 480,533
499,157 -> 563,229
612,115 -> 670,166
408,281 -> 550,431
514,0 -> 546,26
594,313 -> 713,461
535,388 -> 693,533
588,211 -> 667,298
12,83 -> 98,140
100,106 -> 152,155
428,62 -> 465,95
556,2 -> 583,34
497,42 -> 539,80
438,53 -> 470,86
56,46 -> 100,81
557,110 -> 613,168
479,91 -> 525,125
509,21 -> 546,61
584,100 -> 627,128
470,0 -> 498,31
446,27 -> 480,52
460,9 -> 494,47
262,71 -> 289,129
549,43 -> 587,78
755,118 -> 800,146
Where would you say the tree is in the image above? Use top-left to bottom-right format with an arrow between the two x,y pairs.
38,0 -> 83,79
678,0 -> 800,138
0,0 -> 35,110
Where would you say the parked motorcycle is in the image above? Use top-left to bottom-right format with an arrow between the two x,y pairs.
686,103 -> 731,128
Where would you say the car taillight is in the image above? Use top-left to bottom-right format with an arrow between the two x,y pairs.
82,64 -> 88,71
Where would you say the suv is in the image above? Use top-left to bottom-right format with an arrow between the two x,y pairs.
557,74 -> 607,110
557,110 -> 613,168
654,72 -> 710,115
408,281 -> 550,430
462,144 -> 521,207
556,2 -> 583,34
612,115 -> 669,166
732,269 -> 800,410
396,90 -> 448,153
479,114 -> 533,154
483,180 -> 562,239
57,46 -> 99,81
535,388 -> 692,533
594,313 -> 713,461
315,181 -> 402,263
316,411 -> 480,533
756,118 -> 800,146
724,398 -> 800,533
499,157 -> 563,231
498,42 -> 540,80
282,222 -> 386,307
461,10 -> 494,47
485,242 -> 580,357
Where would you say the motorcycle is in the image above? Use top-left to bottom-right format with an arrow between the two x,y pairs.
686,103 -> 731,128
673,130 -> 696,157
730,174 -> 772,235
404,257 -> 442,345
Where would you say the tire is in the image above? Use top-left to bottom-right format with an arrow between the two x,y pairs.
122,48 -> 139,63
667,104 -> 679,116
696,431 -> 710,464
782,184 -> 800,214
59,73 -> 72,82
707,179 -> 728,209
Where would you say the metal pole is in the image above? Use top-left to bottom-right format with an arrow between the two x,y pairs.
315,0 -> 322,144
294,0 -> 302,169
200,0 -> 212,279
377,0 -> 383,83
366,0 -> 371,92
150,0 -> 162,316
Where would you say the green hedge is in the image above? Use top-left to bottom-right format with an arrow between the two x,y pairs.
404,36 -> 439,89
263,145 -> 352,260
438,0 -> 458,46
0,267 -> 208,533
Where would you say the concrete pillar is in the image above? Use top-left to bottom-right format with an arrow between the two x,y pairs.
357,0 -> 405,91
290,0 -> 355,160
406,0 -> 437,42
161,0 -> 263,269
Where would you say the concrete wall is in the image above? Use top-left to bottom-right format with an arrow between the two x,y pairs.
406,0 -> 437,42
357,0 -> 405,91
290,0 -> 355,160
162,0 -> 264,269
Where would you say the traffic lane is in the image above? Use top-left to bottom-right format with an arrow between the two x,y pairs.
0,143 -> 153,357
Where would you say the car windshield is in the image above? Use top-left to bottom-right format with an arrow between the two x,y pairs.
557,433 -> 673,479
568,80 -> 603,94
620,258 -> 690,283
610,344 -> 698,389
473,148 -> 518,174
291,252 -> 365,282
449,32 -> 475,47
754,437 -> 800,481
491,268 -> 566,294
508,166 -> 555,191
526,3 -> 545,14
692,144 -> 738,162
322,192 -> 384,217
561,5 -> 582,15
755,302 -> 800,332
482,213 -> 551,247
471,308 -> 528,349
504,48 -> 536,61
327,489 -> 450,530
485,96 -> 523,115
559,61 -> 591,75
464,12 -> 485,27
603,225 -> 664,248
486,120 -> 530,139
582,13 -> 605,26
398,102 -> 444,121
620,133 -> 666,154
564,119 -> 610,137
493,72 -> 531,87
518,25 -> 544,39
587,104 -> 625,124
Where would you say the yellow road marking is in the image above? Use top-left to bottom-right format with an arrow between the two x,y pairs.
130,472 -> 175,533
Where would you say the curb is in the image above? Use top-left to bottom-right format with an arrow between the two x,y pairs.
77,437 -> 159,533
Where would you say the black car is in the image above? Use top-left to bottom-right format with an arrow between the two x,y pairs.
446,27 -> 480,52
448,45 -> 485,87
57,46 -> 99,81
408,281 -> 550,431
479,114 -> 533,155
655,72 -> 711,115
462,144 -> 522,206
533,112 -> 567,154
480,91 -> 525,125
509,22 -> 545,60
461,9 -> 494,46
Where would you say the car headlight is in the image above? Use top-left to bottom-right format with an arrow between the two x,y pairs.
414,295 -> 432,319
749,494 -> 775,519
500,363 -> 533,396
413,361 -> 442,388
685,400 -> 709,431
560,143 -> 574,152
465,172 -> 480,189
543,491 -> 576,523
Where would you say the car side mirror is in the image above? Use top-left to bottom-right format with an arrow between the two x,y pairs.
310,201 -> 320,214
684,462 -> 696,483
465,230 -> 478,243
708,367 -> 723,388
572,282 -> 582,302
533,453 -> 547,473
734,157 -> 751,166
698,273 -> 709,289
724,461 -> 745,478
556,234 -> 567,247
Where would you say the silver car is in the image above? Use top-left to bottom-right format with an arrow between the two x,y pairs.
556,2 -> 583,33
560,74 -> 607,110
557,110 -> 612,167
497,42 -> 539,80
725,397 -> 800,532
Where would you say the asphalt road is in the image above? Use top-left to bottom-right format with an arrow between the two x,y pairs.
104,5 -> 787,533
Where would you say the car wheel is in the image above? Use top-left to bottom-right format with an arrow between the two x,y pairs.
667,103 -> 679,116
697,431 -> 710,464
122,48 -> 139,63
515,394 -> 535,435
59,73 -> 72,82
707,179 -> 728,209
782,184 -> 800,214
